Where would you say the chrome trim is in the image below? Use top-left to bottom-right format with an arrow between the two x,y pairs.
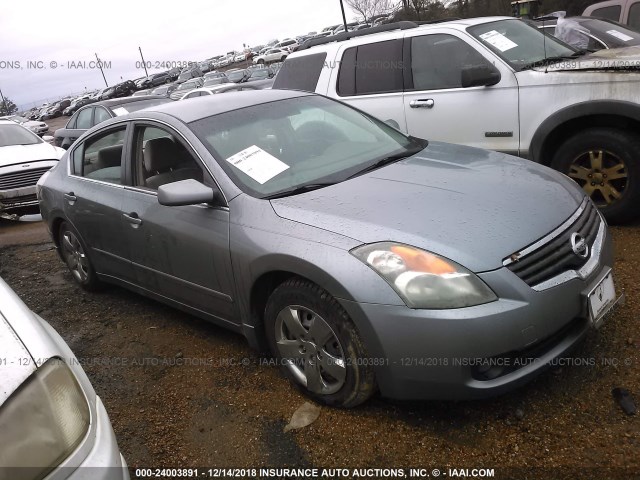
67,175 -> 126,190
531,219 -> 605,292
502,198 -> 588,267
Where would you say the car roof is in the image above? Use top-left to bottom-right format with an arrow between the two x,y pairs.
93,95 -> 168,107
137,89 -> 311,123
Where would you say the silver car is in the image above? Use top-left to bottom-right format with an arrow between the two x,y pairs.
0,277 -> 128,479
37,90 -> 621,407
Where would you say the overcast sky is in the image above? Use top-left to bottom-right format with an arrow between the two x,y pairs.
0,0 -> 361,110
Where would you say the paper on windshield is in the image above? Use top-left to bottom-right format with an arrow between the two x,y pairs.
226,145 -> 289,184
479,30 -> 518,52
606,29 -> 634,42
112,107 -> 129,116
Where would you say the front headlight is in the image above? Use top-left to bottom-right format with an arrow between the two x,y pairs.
0,358 -> 90,478
351,242 -> 497,309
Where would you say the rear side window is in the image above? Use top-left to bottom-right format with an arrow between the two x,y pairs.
93,107 -> 111,125
75,108 -> 93,129
591,4 -> 622,20
273,52 -> 327,91
336,39 -> 403,96
74,127 -> 126,184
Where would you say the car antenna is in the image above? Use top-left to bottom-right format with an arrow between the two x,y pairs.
543,17 -> 549,73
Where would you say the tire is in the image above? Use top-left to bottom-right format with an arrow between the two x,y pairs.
257,59 -> 265,65
58,221 -> 101,291
265,277 -> 376,408
551,128 -> 640,224
280,56 -> 287,62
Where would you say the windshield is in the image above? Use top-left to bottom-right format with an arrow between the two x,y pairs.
227,71 -> 245,81
177,82 -> 196,91
580,19 -> 640,45
0,123 -> 41,146
204,78 -> 228,87
251,69 -> 269,79
190,95 -> 422,198
9,116 -> 28,123
468,19 -> 577,71
153,86 -> 169,94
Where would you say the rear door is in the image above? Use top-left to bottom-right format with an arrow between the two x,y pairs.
57,107 -> 93,148
63,124 -> 132,281
326,38 -> 406,131
402,29 -> 520,153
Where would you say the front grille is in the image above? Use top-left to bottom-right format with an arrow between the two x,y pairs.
0,167 -> 51,190
506,201 -> 600,287
0,194 -> 38,207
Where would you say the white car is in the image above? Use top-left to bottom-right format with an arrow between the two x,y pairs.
0,115 -> 49,136
0,120 -> 64,217
234,52 -> 247,63
277,16 -> 640,223
0,276 -> 129,479
274,39 -> 299,52
179,83 -> 261,99
253,48 -> 289,64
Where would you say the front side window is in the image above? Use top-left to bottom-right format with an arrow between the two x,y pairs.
133,126 -> 204,190
592,5 -> 622,21
410,34 -> 492,90
190,95 -> 421,198
74,127 -> 126,184
93,107 -> 111,126
468,19 -> 576,71
629,2 -> 640,30
75,108 -> 93,129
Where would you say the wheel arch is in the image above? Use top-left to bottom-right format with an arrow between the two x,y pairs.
530,100 -> 640,166
242,256 -> 359,352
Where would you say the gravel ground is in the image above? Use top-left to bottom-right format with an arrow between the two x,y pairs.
0,217 -> 638,480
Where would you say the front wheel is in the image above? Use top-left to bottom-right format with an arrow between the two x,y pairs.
551,128 -> 640,224
265,278 -> 376,408
59,221 -> 101,290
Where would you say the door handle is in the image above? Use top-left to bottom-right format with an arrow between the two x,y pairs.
63,192 -> 77,204
123,213 -> 142,227
409,99 -> 435,109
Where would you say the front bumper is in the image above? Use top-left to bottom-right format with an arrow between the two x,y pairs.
339,225 -> 617,400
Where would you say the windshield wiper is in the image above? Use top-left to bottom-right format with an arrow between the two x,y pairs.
345,146 -> 425,180
265,182 -> 337,199
520,50 -> 587,71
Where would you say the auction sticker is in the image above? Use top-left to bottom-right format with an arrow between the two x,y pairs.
480,30 -> 518,52
226,145 -> 289,184
606,29 -> 634,42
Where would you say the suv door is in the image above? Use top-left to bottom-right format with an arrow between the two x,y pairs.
328,39 -> 406,131
119,122 -> 236,322
403,30 -> 520,153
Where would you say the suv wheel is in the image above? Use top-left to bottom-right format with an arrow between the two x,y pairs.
265,278 -> 376,408
552,128 -> 640,224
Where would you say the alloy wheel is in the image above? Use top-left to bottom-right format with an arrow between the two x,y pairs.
61,230 -> 90,283
568,149 -> 628,207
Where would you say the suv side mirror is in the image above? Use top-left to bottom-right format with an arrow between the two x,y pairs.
461,64 -> 501,88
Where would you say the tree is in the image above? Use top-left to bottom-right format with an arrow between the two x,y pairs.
0,94 -> 18,116
345,0 -> 395,23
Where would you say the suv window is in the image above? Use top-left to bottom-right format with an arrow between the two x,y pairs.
336,39 -> 403,96
74,127 -> 126,184
75,108 -> 93,129
133,126 -> 204,190
273,52 -> 327,91
410,34 -> 492,90
592,4 -> 622,21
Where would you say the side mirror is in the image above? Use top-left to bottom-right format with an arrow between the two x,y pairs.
158,179 -> 219,206
42,135 -> 54,142
461,64 -> 501,88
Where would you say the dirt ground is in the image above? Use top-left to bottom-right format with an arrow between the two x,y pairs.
0,215 -> 639,480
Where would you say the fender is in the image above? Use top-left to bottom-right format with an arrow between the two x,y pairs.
529,100 -> 640,164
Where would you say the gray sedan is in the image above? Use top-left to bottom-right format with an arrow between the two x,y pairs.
37,90 -> 621,407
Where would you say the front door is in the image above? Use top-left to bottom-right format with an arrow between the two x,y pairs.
120,123 -> 236,323
403,31 -> 520,154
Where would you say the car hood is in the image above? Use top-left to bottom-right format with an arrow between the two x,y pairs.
0,142 -> 64,167
270,142 -> 584,272
22,120 -> 47,128
547,46 -> 640,71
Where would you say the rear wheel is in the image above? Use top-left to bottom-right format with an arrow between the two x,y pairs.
265,278 -> 376,408
59,221 -> 101,290
551,128 -> 640,224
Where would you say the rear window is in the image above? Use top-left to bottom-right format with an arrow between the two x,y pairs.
273,52 -> 327,92
336,39 -> 403,96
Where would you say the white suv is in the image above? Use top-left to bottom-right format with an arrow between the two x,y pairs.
275,16 -> 640,223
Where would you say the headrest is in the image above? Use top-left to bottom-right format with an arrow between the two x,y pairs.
96,144 -> 123,168
144,137 -> 181,172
